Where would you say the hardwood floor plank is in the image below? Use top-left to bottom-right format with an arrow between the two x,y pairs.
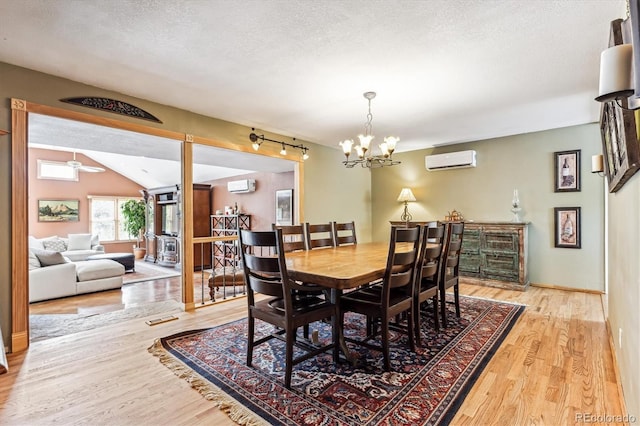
0,283 -> 625,425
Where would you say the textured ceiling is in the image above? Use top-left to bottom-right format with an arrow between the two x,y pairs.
0,0 -> 626,156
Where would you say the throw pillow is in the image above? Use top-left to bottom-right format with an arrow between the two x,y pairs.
28,235 -> 44,250
90,234 -> 100,248
42,237 -> 67,252
32,249 -> 67,266
28,250 -> 41,270
67,233 -> 92,251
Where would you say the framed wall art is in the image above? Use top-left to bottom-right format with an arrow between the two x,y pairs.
554,207 -> 581,249
600,101 -> 640,193
554,150 -> 581,192
38,199 -> 79,222
275,189 -> 293,226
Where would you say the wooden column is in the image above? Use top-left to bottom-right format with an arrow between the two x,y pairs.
11,99 -> 29,352
181,135 -> 195,310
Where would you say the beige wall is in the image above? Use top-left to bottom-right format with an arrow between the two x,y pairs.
371,124 -> 605,291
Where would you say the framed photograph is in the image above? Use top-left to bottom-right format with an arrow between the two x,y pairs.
275,189 -> 293,226
38,199 -> 79,222
554,150 -> 581,192
554,207 -> 581,249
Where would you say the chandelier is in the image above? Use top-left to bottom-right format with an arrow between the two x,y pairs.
340,91 -> 401,168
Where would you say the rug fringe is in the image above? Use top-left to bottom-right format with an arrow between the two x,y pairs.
148,339 -> 266,426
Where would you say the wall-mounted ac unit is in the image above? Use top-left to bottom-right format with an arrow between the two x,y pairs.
425,150 -> 477,171
227,179 -> 256,193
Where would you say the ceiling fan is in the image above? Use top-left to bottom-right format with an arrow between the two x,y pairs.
67,152 -> 105,173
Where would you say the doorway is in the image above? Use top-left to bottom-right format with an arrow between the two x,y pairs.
11,99 -> 302,350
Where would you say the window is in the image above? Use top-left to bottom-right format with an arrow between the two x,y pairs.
37,159 -> 78,181
89,196 -> 142,242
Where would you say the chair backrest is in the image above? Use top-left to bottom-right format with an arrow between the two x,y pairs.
239,229 -> 296,313
382,225 -> 421,302
305,223 -> 335,249
272,224 -> 307,252
332,221 -> 357,246
441,222 -> 465,282
416,223 -> 446,287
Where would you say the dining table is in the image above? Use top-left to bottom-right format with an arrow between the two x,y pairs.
284,241 -> 420,362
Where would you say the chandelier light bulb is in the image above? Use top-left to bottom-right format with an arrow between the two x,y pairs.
379,142 -> 389,157
384,136 -> 399,153
340,139 -> 354,157
354,145 -> 365,159
358,134 -> 373,151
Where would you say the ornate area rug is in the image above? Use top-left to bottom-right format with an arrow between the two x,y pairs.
149,295 -> 524,425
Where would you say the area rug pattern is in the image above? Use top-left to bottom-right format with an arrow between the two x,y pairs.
149,295 -> 524,425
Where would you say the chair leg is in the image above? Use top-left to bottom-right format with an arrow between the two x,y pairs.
441,288 -> 448,328
381,316 -> 390,371
407,309 -> 416,352
454,284 -> 461,317
303,324 -> 310,339
284,327 -> 295,389
432,295 -> 439,331
414,299 -> 422,347
332,311 -> 340,363
246,316 -> 255,367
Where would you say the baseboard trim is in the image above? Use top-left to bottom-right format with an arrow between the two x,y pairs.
530,282 -> 604,294
605,317 -> 628,420
11,331 -> 28,353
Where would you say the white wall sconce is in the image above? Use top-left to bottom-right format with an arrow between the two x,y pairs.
591,154 -> 605,176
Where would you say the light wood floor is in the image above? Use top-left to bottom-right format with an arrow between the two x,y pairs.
1,284 -> 624,425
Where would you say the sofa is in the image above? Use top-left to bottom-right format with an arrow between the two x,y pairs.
29,234 -> 105,261
28,236 -> 124,303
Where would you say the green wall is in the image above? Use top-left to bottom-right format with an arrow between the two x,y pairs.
371,124 -> 605,291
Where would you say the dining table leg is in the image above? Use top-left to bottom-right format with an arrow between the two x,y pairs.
331,289 -> 355,364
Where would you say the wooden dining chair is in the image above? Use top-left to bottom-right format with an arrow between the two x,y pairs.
332,221 -> 357,246
305,223 -> 335,249
339,225 -> 421,371
272,224 -> 308,252
239,229 -> 339,389
413,223 -> 446,346
439,222 -> 465,327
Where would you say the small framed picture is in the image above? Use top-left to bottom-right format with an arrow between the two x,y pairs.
554,150 -> 581,192
275,189 -> 293,226
554,207 -> 581,249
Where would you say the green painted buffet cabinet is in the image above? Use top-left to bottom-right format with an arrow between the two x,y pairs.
459,222 -> 529,291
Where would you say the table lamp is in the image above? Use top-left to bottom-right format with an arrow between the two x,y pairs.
397,188 -> 416,222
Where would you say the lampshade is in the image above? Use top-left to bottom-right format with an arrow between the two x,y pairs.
397,188 -> 416,202
595,44 -> 634,102
592,154 -> 604,173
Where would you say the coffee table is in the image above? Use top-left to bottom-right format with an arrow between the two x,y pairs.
86,252 -> 136,272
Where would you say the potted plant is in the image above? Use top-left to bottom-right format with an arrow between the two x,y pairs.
121,199 -> 147,259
